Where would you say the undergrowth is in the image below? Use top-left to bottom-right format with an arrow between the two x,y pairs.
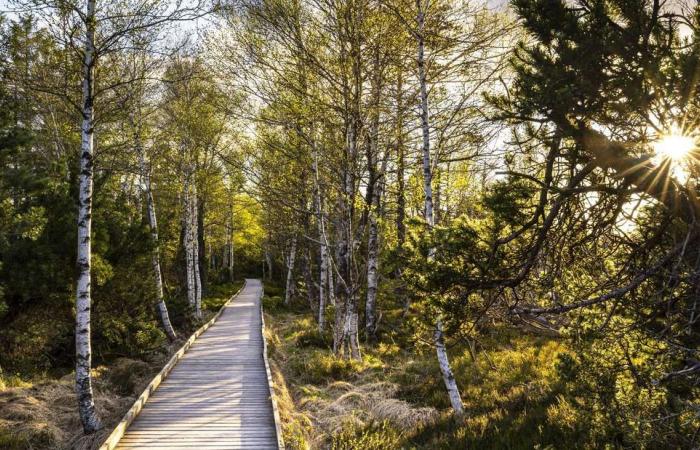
262,284 -> 594,449
0,281 -> 245,450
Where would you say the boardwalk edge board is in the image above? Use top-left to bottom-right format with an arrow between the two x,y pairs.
99,280 -> 248,450
260,284 -> 286,450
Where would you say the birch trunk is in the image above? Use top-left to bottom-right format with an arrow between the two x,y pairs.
191,184 -> 202,318
331,5 -> 363,360
395,72 -> 406,248
136,126 -> 176,341
333,226 -> 346,354
284,236 -> 297,305
197,198 -> 206,297
364,48 -> 382,344
313,147 -> 328,331
183,170 -> 197,315
318,239 -> 327,331
417,0 -> 464,417
395,73 -> 409,314
227,204 -> 234,282
347,292 -> 361,359
327,254 -> 336,307
337,122 -> 361,361
302,249 -> 318,316
75,0 -> 101,432
365,192 -> 379,342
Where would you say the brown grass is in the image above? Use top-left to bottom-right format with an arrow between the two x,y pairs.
0,355 -> 171,450
264,311 -> 438,449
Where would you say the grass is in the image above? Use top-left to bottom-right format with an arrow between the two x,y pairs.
261,285 -> 590,449
0,281 -> 246,450
0,358 -> 160,450
201,280 -> 246,313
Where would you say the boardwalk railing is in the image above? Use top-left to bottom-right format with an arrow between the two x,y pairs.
261,285 -> 285,449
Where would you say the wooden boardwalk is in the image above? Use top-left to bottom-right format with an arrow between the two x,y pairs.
115,279 -> 281,449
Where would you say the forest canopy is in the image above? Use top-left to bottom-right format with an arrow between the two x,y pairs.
1,0 -> 699,448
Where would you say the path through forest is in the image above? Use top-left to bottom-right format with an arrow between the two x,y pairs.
113,279 -> 281,449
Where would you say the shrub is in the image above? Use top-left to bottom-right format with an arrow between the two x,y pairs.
263,295 -> 285,313
294,328 -> 329,349
331,420 -> 402,450
288,350 -> 366,384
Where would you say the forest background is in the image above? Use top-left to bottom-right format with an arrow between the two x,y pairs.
1,0 -> 699,448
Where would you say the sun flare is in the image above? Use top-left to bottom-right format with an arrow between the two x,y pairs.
653,132 -> 695,161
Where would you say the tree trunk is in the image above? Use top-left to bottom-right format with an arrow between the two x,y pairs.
75,0 -> 101,433
365,194 -> 379,342
302,249 -> 318,317
197,198 -> 207,296
264,243 -> 273,280
337,120 -> 360,361
227,203 -> 234,282
365,47 -> 384,344
313,147 -> 328,331
284,236 -> 297,305
183,168 -> 197,317
191,183 -> 202,318
333,223 -> 346,355
395,72 -> 406,248
318,247 -> 327,331
417,0 -> 464,417
435,318 -> 464,413
327,252 -> 336,307
395,73 -> 409,314
136,124 -> 176,341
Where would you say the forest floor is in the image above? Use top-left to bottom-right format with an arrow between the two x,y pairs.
262,284 -> 584,450
0,280 -> 244,450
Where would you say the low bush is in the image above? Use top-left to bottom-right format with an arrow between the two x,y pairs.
331,420 -> 403,450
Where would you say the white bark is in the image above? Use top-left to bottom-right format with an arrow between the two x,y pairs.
313,147 -> 328,331
327,254 -> 336,307
318,240 -> 328,331
365,197 -> 379,342
417,0 -> 464,417
183,169 -> 197,316
75,0 -> 101,433
191,182 -> 202,318
227,204 -> 234,282
136,126 -> 176,341
418,2 -> 434,230
365,60 -> 384,343
435,318 -> 464,413
284,236 -> 297,305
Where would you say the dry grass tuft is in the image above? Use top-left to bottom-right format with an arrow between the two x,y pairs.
265,313 -> 313,449
303,380 -> 438,437
263,302 -> 439,448
0,357 -> 162,450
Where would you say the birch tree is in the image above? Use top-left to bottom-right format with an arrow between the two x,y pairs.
284,235 -> 297,305
7,0 -> 208,430
132,110 -> 177,340
415,0 -> 464,416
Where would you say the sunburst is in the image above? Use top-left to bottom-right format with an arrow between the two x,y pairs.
653,132 -> 695,161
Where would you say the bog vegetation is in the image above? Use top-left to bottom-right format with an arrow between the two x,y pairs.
1,0 -> 700,448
